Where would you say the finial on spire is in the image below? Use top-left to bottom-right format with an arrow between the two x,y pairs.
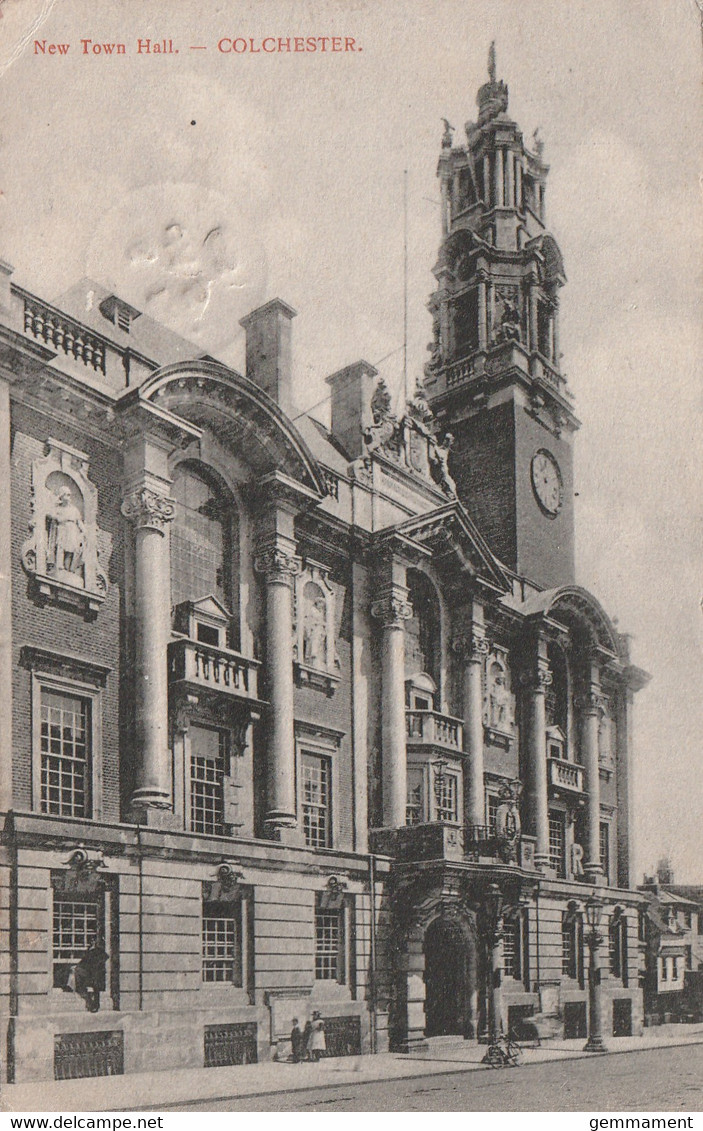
488,41 -> 496,83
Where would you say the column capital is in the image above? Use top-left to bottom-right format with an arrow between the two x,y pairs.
453,629 -> 489,663
254,536 -> 302,585
576,688 -> 607,716
521,662 -> 552,693
121,486 -> 175,533
371,585 -> 412,629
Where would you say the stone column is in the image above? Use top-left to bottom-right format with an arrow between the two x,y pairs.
551,297 -> 560,366
121,486 -> 176,818
580,664 -> 604,883
516,158 -> 524,211
483,154 -> 491,206
528,273 -> 539,353
440,173 -> 451,239
494,148 -> 504,208
255,533 -> 301,841
454,609 -> 489,829
477,269 -> 488,352
523,644 -> 552,870
372,573 -> 412,829
505,149 -> 515,209
0,377 -> 12,811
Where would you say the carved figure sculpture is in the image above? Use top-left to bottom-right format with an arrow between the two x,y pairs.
302,583 -> 327,668
46,485 -> 86,576
429,432 -> 456,497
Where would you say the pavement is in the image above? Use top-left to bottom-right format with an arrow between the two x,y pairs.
3,1023 -> 703,1113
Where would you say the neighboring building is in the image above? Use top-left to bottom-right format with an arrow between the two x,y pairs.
639,871 -> 703,1022
0,51 -> 650,1084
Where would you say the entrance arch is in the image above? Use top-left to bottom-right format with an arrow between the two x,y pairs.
423,916 -> 476,1037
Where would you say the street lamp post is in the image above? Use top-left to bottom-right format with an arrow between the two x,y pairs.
486,882 -> 505,1043
584,890 -> 608,1053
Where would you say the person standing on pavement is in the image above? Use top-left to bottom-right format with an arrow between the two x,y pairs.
290,1018 -> 304,1063
308,1011 -> 326,1062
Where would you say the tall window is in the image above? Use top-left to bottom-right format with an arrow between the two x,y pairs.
609,912 -> 628,985
503,915 -> 523,981
600,822 -> 610,883
562,910 -> 584,984
53,897 -> 99,987
171,463 -> 233,614
314,894 -> 351,984
41,689 -> 91,818
405,571 -> 440,686
190,725 -> 228,835
302,753 -> 332,848
435,770 -> 459,824
549,811 -> 566,877
487,792 -> 500,834
201,897 -> 242,985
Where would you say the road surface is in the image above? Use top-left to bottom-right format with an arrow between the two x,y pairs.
169,1044 -> 703,1112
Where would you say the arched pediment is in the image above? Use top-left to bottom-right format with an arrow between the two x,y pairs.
135,360 -> 325,495
521,585 -> 621,657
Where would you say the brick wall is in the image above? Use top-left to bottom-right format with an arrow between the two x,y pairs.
11,403 -> 123,819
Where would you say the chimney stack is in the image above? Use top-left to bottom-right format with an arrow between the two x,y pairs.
326,360 -> 379,460
239,298 -> 297,415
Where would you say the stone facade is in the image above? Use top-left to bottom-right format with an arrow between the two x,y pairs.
0,53 -> 650,1084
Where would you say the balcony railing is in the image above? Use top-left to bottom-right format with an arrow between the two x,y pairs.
169,638 -> 261,701
23,298 -> 107,375
370,822 -> 536,869
548,757 -> 584,793
405,710 -> 463,753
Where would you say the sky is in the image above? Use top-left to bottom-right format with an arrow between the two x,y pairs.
0,0 -> 701,882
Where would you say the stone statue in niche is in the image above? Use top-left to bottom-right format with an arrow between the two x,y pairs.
293,562 -> 340,693
302,582 -> 327,668
46,475 -> 86,577
21,439 -> 108,613
493,285 -> 522,344
484,655 -> 513,733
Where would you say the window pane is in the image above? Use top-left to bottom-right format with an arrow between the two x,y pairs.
41,690 -> 90,818
190,726 -> 227,835
171,465 -> 229,608
549,813 -> 565,877
315,909 -> 341,981
302,753 -> 331,848
202,898 -> 241,984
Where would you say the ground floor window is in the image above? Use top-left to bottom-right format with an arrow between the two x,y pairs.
562,907 -> 584,985
202,896 -> 243,985
502,915 -> 522,981
314,890 -> 354,987
609,910 -> 628,984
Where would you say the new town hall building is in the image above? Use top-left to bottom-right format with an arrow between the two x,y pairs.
0,55 -> 650,1082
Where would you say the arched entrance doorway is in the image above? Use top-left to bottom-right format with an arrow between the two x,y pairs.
424,917 -> 473,1037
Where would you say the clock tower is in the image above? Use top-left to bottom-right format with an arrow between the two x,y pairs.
424,45 -> 579,589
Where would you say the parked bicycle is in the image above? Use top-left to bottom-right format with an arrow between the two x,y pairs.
481,1032 -> 522,1068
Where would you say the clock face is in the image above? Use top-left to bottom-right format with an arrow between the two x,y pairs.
531,449 -> 563,516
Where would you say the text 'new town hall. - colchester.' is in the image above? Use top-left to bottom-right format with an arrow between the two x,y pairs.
0,51 -> 650,1082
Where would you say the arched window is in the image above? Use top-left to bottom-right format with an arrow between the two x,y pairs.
170,463 -> 236,627
546,644 -> 568,735
405,570 -> 441,686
